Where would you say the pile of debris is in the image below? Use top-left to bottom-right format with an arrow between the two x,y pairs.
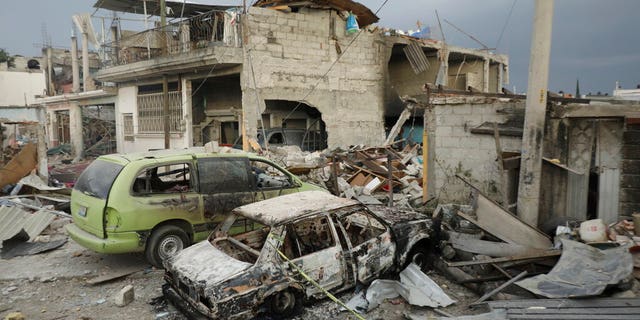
265,144 -> 426,209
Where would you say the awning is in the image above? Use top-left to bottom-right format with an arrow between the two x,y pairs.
94,0 -> 241,17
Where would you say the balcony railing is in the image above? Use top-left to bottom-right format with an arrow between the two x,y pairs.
104,9 -> 242,67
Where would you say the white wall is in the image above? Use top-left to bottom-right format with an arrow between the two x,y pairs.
0,71 -> 46,106
117,84 -> 191,154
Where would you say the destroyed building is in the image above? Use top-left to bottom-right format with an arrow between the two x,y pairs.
88,0 -> 508,153
0,53 -> 48,178
35,42 -> 117,160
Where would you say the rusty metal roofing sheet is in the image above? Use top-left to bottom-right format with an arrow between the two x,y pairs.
253,0 -> 379,27
233,191 -> 358,226
0,205 -> 55,243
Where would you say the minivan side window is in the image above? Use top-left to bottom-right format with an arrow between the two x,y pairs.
198,158 -> 251,194
249,160 -> 293,190
132,163 -> 192,194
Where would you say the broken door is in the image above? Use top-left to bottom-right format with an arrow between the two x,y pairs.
596,119 -> 623,224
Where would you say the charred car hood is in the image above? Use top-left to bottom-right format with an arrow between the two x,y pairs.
166,241 -> 253,285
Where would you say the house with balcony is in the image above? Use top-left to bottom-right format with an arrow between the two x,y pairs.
92,0 -> 509,153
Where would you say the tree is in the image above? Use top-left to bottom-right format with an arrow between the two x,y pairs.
0,48 -> 15,68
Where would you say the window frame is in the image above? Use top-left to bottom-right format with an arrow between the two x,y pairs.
130,161 -> 195,196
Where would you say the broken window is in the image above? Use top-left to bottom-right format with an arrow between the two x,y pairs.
250,160 -> 292,190
282,215 -> 335,259
123,113 -> 134,141
338,210 -> 386,247
132,163 -> 192,194
213,214 -> 270,264
198,157 -> 250,193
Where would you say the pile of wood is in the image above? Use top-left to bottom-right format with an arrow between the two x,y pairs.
330,145 -> 425,208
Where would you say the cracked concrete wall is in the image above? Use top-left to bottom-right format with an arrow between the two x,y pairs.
242,7 -> 387,148
431,99 -> 524,203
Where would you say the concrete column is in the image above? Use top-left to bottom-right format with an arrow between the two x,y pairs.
517,0 -> 554,227
182,77 -> 193,146
36,107 -> 48,180
46,47 -> 54,95
497,63 -> 504,92
69,103 -> 84,160
111,26 -> 119,63
82,32 -> 89,92
71,36 -> 80,93
436,49 -> 450,87
483,58 -> 490,92
180,22 -> 190,53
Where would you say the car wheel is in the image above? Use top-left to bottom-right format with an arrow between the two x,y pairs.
269,289 -> 298,317
409,247 -> 430,271
146,225 -> 189,268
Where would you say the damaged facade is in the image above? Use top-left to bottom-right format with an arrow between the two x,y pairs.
35,45 -> 117,160
89,0 -> 507,153
402,88 -> 640,227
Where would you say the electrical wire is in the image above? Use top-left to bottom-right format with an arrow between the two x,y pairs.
495,0 -> 517,51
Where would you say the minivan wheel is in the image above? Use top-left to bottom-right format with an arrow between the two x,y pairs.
146,225 -> 189,268
269,289 -> 298,317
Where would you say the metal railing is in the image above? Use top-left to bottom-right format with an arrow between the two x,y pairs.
137,91 -> 183,133
104,10 -> 242,66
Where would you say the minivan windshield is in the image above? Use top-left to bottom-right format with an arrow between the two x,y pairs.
74,159 -> 124,199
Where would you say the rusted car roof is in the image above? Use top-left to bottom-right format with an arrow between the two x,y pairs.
253,0 -> 379,27
232,191 -> 358,226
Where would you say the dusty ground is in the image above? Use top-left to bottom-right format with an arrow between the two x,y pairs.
1,230 -> 481,320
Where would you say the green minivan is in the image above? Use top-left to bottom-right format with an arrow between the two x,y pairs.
65,148 -> 324,267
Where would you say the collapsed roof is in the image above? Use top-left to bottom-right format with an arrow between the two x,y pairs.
253,0 -> 379,27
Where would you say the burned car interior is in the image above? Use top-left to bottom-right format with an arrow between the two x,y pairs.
213,217 -> 270,264
282,215 -> 335,259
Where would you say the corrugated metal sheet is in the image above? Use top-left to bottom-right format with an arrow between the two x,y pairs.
0,205 -> 55,242
0,206 -> 29,242
403,42 -> 430,74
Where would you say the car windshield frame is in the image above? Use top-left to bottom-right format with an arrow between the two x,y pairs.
74,159 -> 124,199
209,213 -> 272,264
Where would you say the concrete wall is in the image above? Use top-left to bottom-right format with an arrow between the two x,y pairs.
116,85 -> 191,153
388,51 -> 439,98
447,58 -> 484,90
242,7 -> 387,148
0,70 -> 46,106
431,97 -> 524,203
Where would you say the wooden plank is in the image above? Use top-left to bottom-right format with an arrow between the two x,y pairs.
448,231 -> 548,257
543,157 -> 584,175
473,192 -> 552,249
470,270 -> 528,305
86,265 -> 143,285
445,250 -> 561,267
456,174 -> 552,249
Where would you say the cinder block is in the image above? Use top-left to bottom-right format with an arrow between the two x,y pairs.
114,285 -> 135,307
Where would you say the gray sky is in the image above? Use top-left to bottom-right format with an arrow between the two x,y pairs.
1,0 -> 638,95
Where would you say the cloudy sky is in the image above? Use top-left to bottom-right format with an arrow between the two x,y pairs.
1,0 -> 638,95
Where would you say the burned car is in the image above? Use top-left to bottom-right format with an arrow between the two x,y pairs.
163,191 -> 433,319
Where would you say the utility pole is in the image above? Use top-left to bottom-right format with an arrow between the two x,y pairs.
163,75 -> 170,149
160,0 -> 170,149
517,0 -> 554,227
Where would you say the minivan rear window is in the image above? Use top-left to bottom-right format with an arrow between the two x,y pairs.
74,159 -> 124,199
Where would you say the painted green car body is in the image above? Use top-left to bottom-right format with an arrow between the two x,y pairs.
65,148 -> 324,266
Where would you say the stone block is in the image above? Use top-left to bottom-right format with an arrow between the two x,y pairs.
4,312 -> 25,320
114,285 -> 135,307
